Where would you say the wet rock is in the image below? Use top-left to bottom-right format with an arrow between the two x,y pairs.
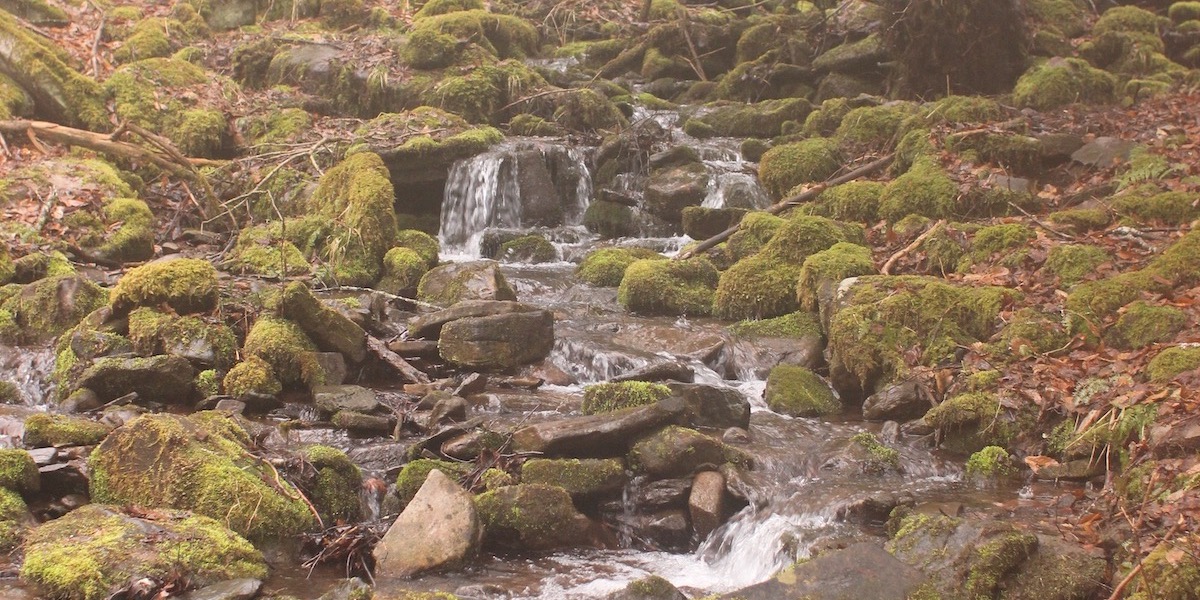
606,575 -> 687,600
21,505 -> 266,600
862,381 -> 929,422
513,397 -> 686,457
374,469 -> 482,578
628,426 -> 729,479
76,355 -> 195,404
521,458 -> 627,498
409,300 -> 540,339
667,383 -> 751,429
1032,458 -> 1105,481
612,360 -> 695,384
475,484 -> 591,552
0,448 -> 40,492
331,411 -> 393,435
60,388 -> 101,413
427,394 -> 469,428
3,275 -> 108,342
622,509 -> 691,552
417,260 -> 517,306
626,478 -> 692,511
21,413 -> 111,447
346,442 -> 409,474
214,398 -> 246,414
682,207 -> 749,240
310,352 -> 348,386
726,543 -> 924,600
722,427 -> 750,444
316,578 -> 372,600
441,428 -> 505,461
439,309 -> 554,370
644,163 -> 708,226
689,470 -> 726,539
812,34 -> 886,74
454,372 -> 487,396
179,578 -> 262,600
836,491 -> 914,528
278,282 -> 367,363
514,149 -> 565,227
313,385 -> 380,415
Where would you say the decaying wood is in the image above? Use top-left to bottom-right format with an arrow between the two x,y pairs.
675,152 -> 895,261
881,219 -> 946,275
367,335 -> 431,384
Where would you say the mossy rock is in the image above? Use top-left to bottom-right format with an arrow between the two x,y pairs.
1045,244 -> 1110,285
357,109 -> 504,182
1,275 -> 107,342
925,392 -> 1014,453
242,316 -> 321,389
127,308 -> 237,370
1104,301 -> 1187,350
576,247 -> 664,287
87,198 -> 155,264
104,58 -> 234,157
583,200 -> 637,239
828,276 -> 1017,395
520,458 -> 626,497
996,308 -> 1070,357
416,260 -> 516,306
110,258 -> 219,316
22,413 -> 111,448
729,311 -> 823,339
1114,190 -> 1200,225
0,448 -> 39,492
89,413 -> 314,541
922,95 -> 1005,125
395,229 -> 440,268
1123,535 -> 1200,600
0,244 -> 13,285
497,234 -> 556,263
306,152 -> 397,286
301,445 -> 361,524
227,223 -> 312,278
582,381 -> 671,414
796,242 -> 876,312
727,211 -> 785,260
683,98 -> 813,139
378,247 -> 429,296
20,504 -> 267,600
0,10 -> 107,129
1170,2 -> 1200,23
713,255 -> 802,321
833,102 -> 918,151
1027,0 -> 1089,38
617,257 -> 719,317
1146,345 -> 1200,383
240,107 -> 312,146
760,215 -> 865,264
758,138 -> 841,199
0,485 -> 29,549
969,223 -> 1035,265
553,88 -> 626,133
277,282 -> 367,363
113,17 -> 187,64
222,356 -> 282,397
947,132 -> 1043,173
474,484 -> 589,552
393,459 -> 472,512
411,9 -> 537,60
1046,208 -> 1111,233
423,61 -> 547,124
628,425 -> 732,478
878,156 -> 957,222
682,207 -> 750,240
815,181 -> 885,223
764,365 -> 840,417
849,431 -> 901,474
1012,58 -> 1117,111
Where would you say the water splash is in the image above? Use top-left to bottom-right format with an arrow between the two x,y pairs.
439,151 -> 522,258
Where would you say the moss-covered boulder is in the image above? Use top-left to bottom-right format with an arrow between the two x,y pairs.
89,413 -> 314,541
628,425 -> 730,478
617,257 -> 719,316
22,413 -> 111,448
576,247 -> 664,287
796,242 -> 876,312
242,316 -> 321,389
378,247 -> 429,296
300,445 -> 362,524
727,212 -> 785,260
583,200 -> 637,239
815,181 -> 886,223
1044,244 -> 1110,286
1147,345 -> 1200,383
222,355 -> 282,397
438,307 -> 554,370
417,260 -> 516,306
878,156 -> 957,222
227,222 -> 312,278
110,258 -> 219,316
828,276 -> 1016,396
83,198 -> 155,264
0,10 -> 107,129
395,229 -> 440,268
520,458 -> 626,497
1114,190 -> 1200,225
305,152 -> 398,285
0,245 -> 13,286
1104,301 -> 1187,350
681,207 -> 749,240
1,275 -> 107,342
924,392 -> 1014,453
128,307 -> 236,368
393,459 -> 472,512
996,307 -> 1070,357
1122,535 -> 1200,600
713,255 -> 801,321
474,484 -> 590,551
582,382 -> 671,415
354,108 -> 503,185
683,98 -> 813,139
104,58 -> 233,157
764,365 -> 840,417
0,448 -> 39,492
758,138 -> 841,199
277,282 -> 367,363
410,9 -> 537,60
1011,57 -> 1117,111
644,162 -> 709,226
20,504 -> 267,600
497,234 -> 556,263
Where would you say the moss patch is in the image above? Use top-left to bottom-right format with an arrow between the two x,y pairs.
730,311 -> 823,339
1012,58 -> 1117,110
110,258 -> 219,316
520,458 -> 625,496
796,242 -> 876,312
378,247 -> 429,295
581,381 -> 671,414
301,445 -> 361,524
878,157 -> 957,222
1104,301 -> 1188,350
242,316 -> 321,389
0,448 -> 39,492
576,247 -> 664,287
758,138 -> 841,199
1146,345 -> 1200,382
22,413 -> 111,448
222,356 -> 282,397
765,365 -> 840,417
1045,244 -> 1110,285
306,152 -> 398,286
617,257 -> 719,316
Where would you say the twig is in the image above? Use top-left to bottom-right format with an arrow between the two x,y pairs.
677,7 -> 708,81
1008,201 -> 1073,240
34,189 -> 57,232
1106,517 -> 1185,600
676,153 -> 894,260
91,14 -> 106,78
367,335 -> 432,384
882,219 -> 946,275
316,285 -> 444,310
0,131 -> 10,158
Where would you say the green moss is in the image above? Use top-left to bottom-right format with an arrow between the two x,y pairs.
1114,190 -> 1200,224
997,308 -> 1069,357
761,215 -> 865,264
758,138 -> 841,199
302,445 -> 361,523
581,382 -> 671,414
1104,301 -> 1187,350
110,258 -> 218,315
730,311 -> 823,339
713,255 -> 801,321
88,413 -> 314,542
113,17 -> 178,64
0,10 -> 107,129
306,152 -> 397,286
1125,536 -> 1200,600
803,98 -> 853,138
948,132 -> 1043,172
105,58 -> 233,157
242,107 -> 312,146
393,459 -> 471,511
0,448 -> 39,492
22,413 -> 110,447
229,223 -> 312,278
727,212 -> 785,260
1047,209 -> 1111,235
0,380 -> 18,404
829,276 -> 1017,391
92,198 -> 155,263
764,365 -> 840,417
0,244 -> 13,285
243,316 -> 320,389
413,10 -> 537,59
923,95 -> 1004,124
508,113 -> 564,136
474,484 -> 584,551
576,248 -> 663,287
925,392 -> 1013,451
222,356 -> 282,397
319,0 -> 368,28
969,223 -> 1034,264
195,369 -> 219,397
833,102 -> 918,151
521,458 -> 625,496
1012,58 -> 1117,110
850,431 -> 900,473
377,247 -> 429,295
1045,244 -> 1110,285
2,275 -> 108,341
1170,2 -> 1200,22
617,257 -> 719,317
583,201 -> 636,239
964,531 -> 1038,598
553,88 -> 626,133
21,504 -> 267,600
816,181 -> 885,223
685,98 -> 813,139
965,446 -> 1014,478
395,229 -> 439,268
796,242 -> 876,312
1147,345 -> 1200,383
498,235 -> 556,263
878,157 -> 957,222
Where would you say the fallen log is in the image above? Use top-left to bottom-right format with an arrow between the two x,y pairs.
675,153 -> 894,261
367,335 -> 431,384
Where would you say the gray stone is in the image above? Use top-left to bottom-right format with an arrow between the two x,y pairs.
309,352 -> 348,386
331,411 -> 393,435
726,543 -> 924,599
863,381 -> 929,421
644,164 -> 708,225
689,470 -> 726,539
180,578 -> 262,600
312,385 -> 380,415
427,394 -> 469,429
512,397 -> 686,457
374,469 -> 482,578
812,34 -> 885,73
728,336 -> 824,380
417,260 -> 516,306
1033,458 -> 1104,481
629,426 -> 728,478
409,300 -> 538,339
1071,137 -> 1137,167
200,0 -> 257,30
667,383 -> 750,429
439,309 -> 554,370
613,360 -> 695,384
76,355 -> 195,404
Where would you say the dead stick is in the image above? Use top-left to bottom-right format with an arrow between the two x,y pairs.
1106,517 -> 1184,600
1008,200 -> 1073,240
881,219 -> 946,275
91,14 -> 106,78
676,153 -> 894,260
678,7 -> 708,81
367,335 -> 432,384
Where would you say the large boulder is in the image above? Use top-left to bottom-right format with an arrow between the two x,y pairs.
725,543 -> 924,600
474,484 -> 591,552
628,426 -> 731,478
438,308 -> 554,370
408,300 -> 539,339
76,355 -> 195,404
20,504 -> 266,600
88,413 -> 314,541
0,10 -> 107,129
520,458 -> 627,498
513,397 -> 686,457
109,258 -> 219,316
374,469 -> 481,578
667,383 -> 751,429
304,152 -> 398,286
1,274 -> 107,342
417,260 -> 516,306
644,163 -> 708,226
277,282 -> 367,363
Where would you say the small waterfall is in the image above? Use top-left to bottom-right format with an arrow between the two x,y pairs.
547,337 -> 649,384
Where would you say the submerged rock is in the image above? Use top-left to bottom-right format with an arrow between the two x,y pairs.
726,542 -> 923,600
374,469 -> 481,578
